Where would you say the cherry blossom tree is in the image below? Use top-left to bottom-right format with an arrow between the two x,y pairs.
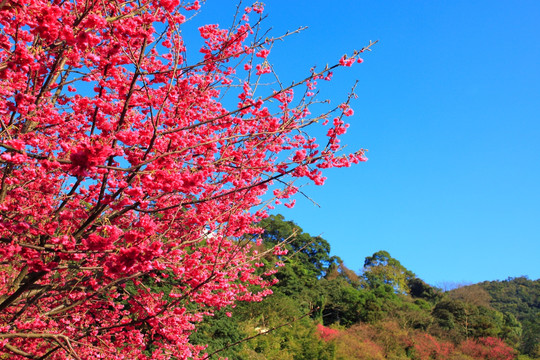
0,0 -> 371,358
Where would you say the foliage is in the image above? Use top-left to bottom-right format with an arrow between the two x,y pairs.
208,216 -> 535,359
520,313 -> 540,357
408,333 -> 454,360
0,1 -> 371,358
188,308 -> 246,360
361,250 -> 415,294
330,324 -> 386,360
192,216 -> 530,359
455,277 -> 540,356
258,214 -> 337,278
475,277 -> 540,322
459,337 -> 517,360
449,284 -> 492,308
408,277 -> 443,303
232,296 -> 335,360
316,324 -> 339,342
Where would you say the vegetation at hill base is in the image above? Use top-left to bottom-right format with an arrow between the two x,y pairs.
192,214 -> 540,360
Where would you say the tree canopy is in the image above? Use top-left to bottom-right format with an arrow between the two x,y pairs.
361,250 -> 415,294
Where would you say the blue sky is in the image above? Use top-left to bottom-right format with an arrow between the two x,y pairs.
191,1 -> 540,285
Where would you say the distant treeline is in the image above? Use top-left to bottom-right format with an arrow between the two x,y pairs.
189,214 -> 539,359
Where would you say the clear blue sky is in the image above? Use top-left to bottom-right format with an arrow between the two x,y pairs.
191,1 -> 540,285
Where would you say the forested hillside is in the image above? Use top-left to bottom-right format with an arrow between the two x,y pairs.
451,277 -> 540,357
192,215 -> 540,359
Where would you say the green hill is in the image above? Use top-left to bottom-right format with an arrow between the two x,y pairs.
191,215 -> 539,360
450,277 -> 540,357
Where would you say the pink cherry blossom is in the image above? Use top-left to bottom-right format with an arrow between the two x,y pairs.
0,1 -> 372,358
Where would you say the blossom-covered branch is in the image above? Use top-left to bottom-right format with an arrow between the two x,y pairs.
0,1 -> 369,358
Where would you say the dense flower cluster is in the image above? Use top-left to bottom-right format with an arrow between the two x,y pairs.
317,322 -> 517,360
0,1 -> 368,358
460,337 -> 517,360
